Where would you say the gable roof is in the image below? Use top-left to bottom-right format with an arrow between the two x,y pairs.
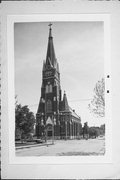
69,106 -> 81,119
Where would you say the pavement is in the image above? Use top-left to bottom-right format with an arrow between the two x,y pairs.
16,142 -> 52,150
16,137 -> 105,156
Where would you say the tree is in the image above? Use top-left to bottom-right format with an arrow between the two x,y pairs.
88,78 -> 105,117
82,122 -> 89,139
89,127 -> 100,138
99,124 -> 105,135
79,123 -> 83,136
15,104 -> 35,141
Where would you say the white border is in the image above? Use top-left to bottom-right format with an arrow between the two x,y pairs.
7,14 -> 111,165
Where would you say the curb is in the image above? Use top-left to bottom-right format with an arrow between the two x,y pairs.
16,143 -> 53,150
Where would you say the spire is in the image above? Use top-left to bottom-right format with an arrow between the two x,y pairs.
56,62 -> 60,73
48,23 -> 52,38
46,23 -> 57,68
62,91 -> 70,112
42,60 -> 46,71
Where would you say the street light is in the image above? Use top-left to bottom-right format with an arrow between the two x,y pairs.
52,112 -> 56,145
41,112 -> 47,143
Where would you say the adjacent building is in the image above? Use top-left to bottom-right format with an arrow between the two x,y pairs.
36,24 -> 82,140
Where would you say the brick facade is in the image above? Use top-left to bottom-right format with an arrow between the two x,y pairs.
36,25 -> 82,140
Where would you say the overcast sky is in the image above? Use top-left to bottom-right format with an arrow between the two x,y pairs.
14,22 -> 104,126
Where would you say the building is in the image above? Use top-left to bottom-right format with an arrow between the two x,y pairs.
36,24 -> 82,140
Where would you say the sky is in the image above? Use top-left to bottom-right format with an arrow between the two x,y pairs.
14,22 -> 105,127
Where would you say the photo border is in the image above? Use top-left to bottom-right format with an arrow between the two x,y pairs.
7,14 -> 112,165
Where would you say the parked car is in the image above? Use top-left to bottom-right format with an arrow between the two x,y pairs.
34,139 -> 44,144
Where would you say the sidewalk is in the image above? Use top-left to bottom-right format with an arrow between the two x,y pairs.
16,141 -> 53,150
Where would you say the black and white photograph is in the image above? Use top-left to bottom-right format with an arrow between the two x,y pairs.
3,0 -> 120,178
14,20 -> 106,157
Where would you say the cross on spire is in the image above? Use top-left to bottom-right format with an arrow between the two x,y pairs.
46,22 -> 57,68
48,23 -> 52,38
48,23 -> 52,29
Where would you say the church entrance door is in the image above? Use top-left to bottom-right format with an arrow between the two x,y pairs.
46,117 -> 53,138
46,124 -> 52,137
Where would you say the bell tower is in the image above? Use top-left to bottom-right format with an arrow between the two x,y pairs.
36,24 -> 82,140
36,24 -> 62,138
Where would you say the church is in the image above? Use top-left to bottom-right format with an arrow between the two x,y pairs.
36,24 -> 82,140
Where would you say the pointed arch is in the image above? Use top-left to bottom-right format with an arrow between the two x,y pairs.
49,84 -> 52,92
46,85 -> 49,93
46,99 -> 52,112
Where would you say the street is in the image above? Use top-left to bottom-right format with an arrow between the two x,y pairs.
16,137 -> 105,156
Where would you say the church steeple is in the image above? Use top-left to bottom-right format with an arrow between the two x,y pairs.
46,23 -> 56,68
36,23 -> 82,139
62,91 -> 70,112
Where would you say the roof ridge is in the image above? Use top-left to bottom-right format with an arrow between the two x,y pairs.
69,106 -> 80,118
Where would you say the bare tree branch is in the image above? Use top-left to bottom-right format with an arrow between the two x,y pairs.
88,78 -> 105,118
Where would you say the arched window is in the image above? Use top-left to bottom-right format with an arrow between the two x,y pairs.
46,85 -> 49,93
46,100 -> 52,112
46,84 -> 52,93
49,84 -> 52,92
